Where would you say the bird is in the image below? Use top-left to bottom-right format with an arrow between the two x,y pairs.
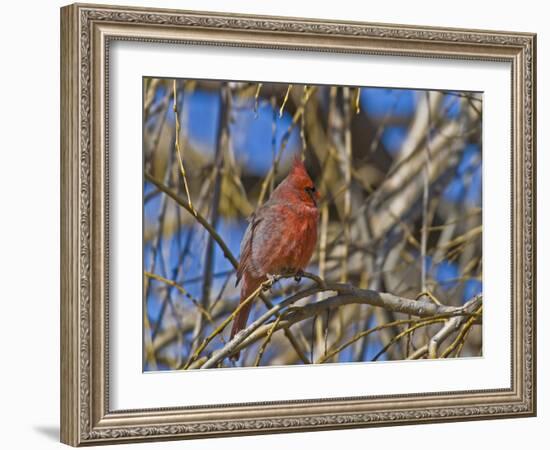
230,156 -> 320,359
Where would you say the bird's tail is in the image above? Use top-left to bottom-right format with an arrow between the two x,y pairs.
230,273 -> 266,360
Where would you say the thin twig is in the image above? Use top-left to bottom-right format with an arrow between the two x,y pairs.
257,86 -> 315,205
172,79 -> 196,216
144,271 -> 214,323
145,172 -> 239,267
279,84 -> 292,117
440,306 -> 482,358
254,82 -> 262,115
372,318 -> 446,361
355,87 -> 361,114
254,314 -> 284,366
184,277 -> 276,369
322,317 -> 445,364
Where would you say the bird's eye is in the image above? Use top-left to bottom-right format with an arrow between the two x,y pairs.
305,186 -> 316,193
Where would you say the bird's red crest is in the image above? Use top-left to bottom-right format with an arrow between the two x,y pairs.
289,156 -> 314,187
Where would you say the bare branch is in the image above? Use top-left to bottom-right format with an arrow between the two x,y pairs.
200,276 -> 482,368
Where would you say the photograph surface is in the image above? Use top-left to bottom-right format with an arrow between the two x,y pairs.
142,78 -> 483,370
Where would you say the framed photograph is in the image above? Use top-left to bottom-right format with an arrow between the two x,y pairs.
60,3 -> 536,446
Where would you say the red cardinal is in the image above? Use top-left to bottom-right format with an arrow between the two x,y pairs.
230,157 -> 320,356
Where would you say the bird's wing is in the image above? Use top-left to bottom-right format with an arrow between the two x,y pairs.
235,212 -> 263,286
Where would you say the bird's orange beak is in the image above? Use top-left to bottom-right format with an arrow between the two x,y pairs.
314,190 -> 321,207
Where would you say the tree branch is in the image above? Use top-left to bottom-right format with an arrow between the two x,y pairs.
199,276 -> 482,368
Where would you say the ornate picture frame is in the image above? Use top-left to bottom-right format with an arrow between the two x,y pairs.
60,3 -> 536,446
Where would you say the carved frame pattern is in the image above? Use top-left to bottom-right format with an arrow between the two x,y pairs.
60,3 -> 536,446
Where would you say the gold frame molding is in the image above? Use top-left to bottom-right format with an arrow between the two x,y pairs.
60,3 -> 536,446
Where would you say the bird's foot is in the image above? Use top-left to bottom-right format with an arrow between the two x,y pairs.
294,269 -> 304,283
264,273 -> 277,290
